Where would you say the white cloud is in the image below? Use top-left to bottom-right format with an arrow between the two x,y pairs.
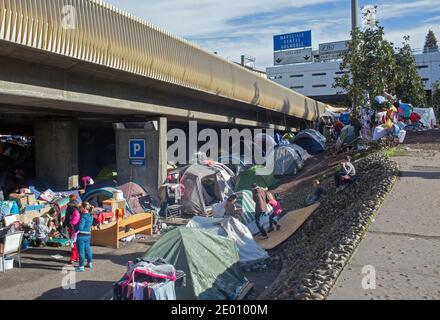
103,0 -> 440,68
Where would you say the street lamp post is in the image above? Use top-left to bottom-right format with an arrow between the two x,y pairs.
351,0 -> 359,32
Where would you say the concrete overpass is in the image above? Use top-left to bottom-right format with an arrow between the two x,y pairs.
0,0 -> 327,194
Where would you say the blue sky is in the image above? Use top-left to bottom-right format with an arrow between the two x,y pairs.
105,0 -> 440,68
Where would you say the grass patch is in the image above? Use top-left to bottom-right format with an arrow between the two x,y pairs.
384,147 -> 407,158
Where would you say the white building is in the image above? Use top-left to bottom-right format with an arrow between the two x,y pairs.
266,51 -> 440,105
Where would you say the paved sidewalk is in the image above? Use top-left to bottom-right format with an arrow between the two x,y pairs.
0,239 -> 151,300
329,149 -> 440,300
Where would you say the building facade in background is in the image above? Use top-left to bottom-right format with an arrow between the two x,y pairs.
267,50 -> 440,106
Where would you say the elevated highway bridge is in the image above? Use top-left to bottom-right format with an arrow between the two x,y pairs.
0,0 -> 328,193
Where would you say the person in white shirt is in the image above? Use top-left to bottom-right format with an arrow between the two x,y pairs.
335,156 -> 356,191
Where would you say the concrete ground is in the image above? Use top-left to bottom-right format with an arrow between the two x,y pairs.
329,135 -> 440,300
0,238 -> 155,300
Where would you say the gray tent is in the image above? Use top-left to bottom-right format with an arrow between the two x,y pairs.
289,144 -> 310,161
336,125 -> 357,152
181,164 -> 234,215
270,145 -> 304,176
143,227 -> 248,300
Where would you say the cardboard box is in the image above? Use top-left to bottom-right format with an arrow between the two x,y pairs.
8,193 -> 37,208
9,193 -> 28,208
102,199 -> 125,213
27,193 -> 36,206
17,206 -> 52,224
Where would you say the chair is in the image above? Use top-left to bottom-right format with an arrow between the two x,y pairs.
0,232 -> 23,272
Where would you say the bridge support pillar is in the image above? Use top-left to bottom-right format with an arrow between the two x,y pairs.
34,119 -> 79,190
114,118 -> 167,198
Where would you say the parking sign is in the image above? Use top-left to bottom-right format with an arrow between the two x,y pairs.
129,139 -> 146,159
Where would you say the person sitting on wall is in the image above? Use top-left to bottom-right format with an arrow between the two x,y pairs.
334,156 -> 356,192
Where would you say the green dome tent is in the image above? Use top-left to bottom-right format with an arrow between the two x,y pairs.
234,165 -> 277,192
143,227 -> 248,300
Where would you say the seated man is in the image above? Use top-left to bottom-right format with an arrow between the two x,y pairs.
305,180 -> 327,206
334,157 -> 356,192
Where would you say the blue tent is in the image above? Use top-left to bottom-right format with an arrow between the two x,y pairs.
293,129 -> 326,155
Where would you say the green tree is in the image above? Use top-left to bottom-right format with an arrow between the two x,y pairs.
395,36 -> 426,107
424,30 -> 439,52
334,20 -> 397,114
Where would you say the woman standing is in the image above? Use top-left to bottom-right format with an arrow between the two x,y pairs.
75,202 -> 94,272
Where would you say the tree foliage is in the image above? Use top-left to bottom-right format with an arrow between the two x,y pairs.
334,17 -> 429,112
424,30 -> 439,52
333,20 -> 397,113
395,36 -> 426,107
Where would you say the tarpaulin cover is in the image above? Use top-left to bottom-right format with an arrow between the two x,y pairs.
143,227 -> 248,300
293,129 -> 327,155
212,190 -> 273,235
186,216 -> 269,264
413,108 -> 437,128
234,166 -> 277,192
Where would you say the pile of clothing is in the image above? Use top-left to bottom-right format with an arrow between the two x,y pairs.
113,257 -> 185,300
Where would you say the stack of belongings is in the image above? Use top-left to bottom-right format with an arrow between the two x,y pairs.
7,189 -> 52,225
113,257 -> 185,300
372,97 -> 406,143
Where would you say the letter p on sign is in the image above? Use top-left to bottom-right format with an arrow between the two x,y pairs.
129,139 -> 146,159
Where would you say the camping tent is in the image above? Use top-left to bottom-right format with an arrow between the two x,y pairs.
118,182 -> 159,213
335,125 -> 357,152
234,165 -> 277,192
289,144 -> 310,161
293,129 -> 327,155
413,108 -> 437,128
186,216 -> 269,264
212,190 -> 273,235
95,164 -> 117,182
180,164 -> 233,215
269,145 -> 304,176
143,227 -> 248,300
82,181 -> 157,215
218,155 -> 250,175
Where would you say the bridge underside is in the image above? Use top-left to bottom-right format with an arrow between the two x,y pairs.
0,41 -> 305,131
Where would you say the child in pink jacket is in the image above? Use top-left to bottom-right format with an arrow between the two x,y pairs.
69,205 -> 81,264
267,192 -> 282,232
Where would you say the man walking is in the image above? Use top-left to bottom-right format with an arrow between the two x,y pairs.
252,183 -> 268,239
